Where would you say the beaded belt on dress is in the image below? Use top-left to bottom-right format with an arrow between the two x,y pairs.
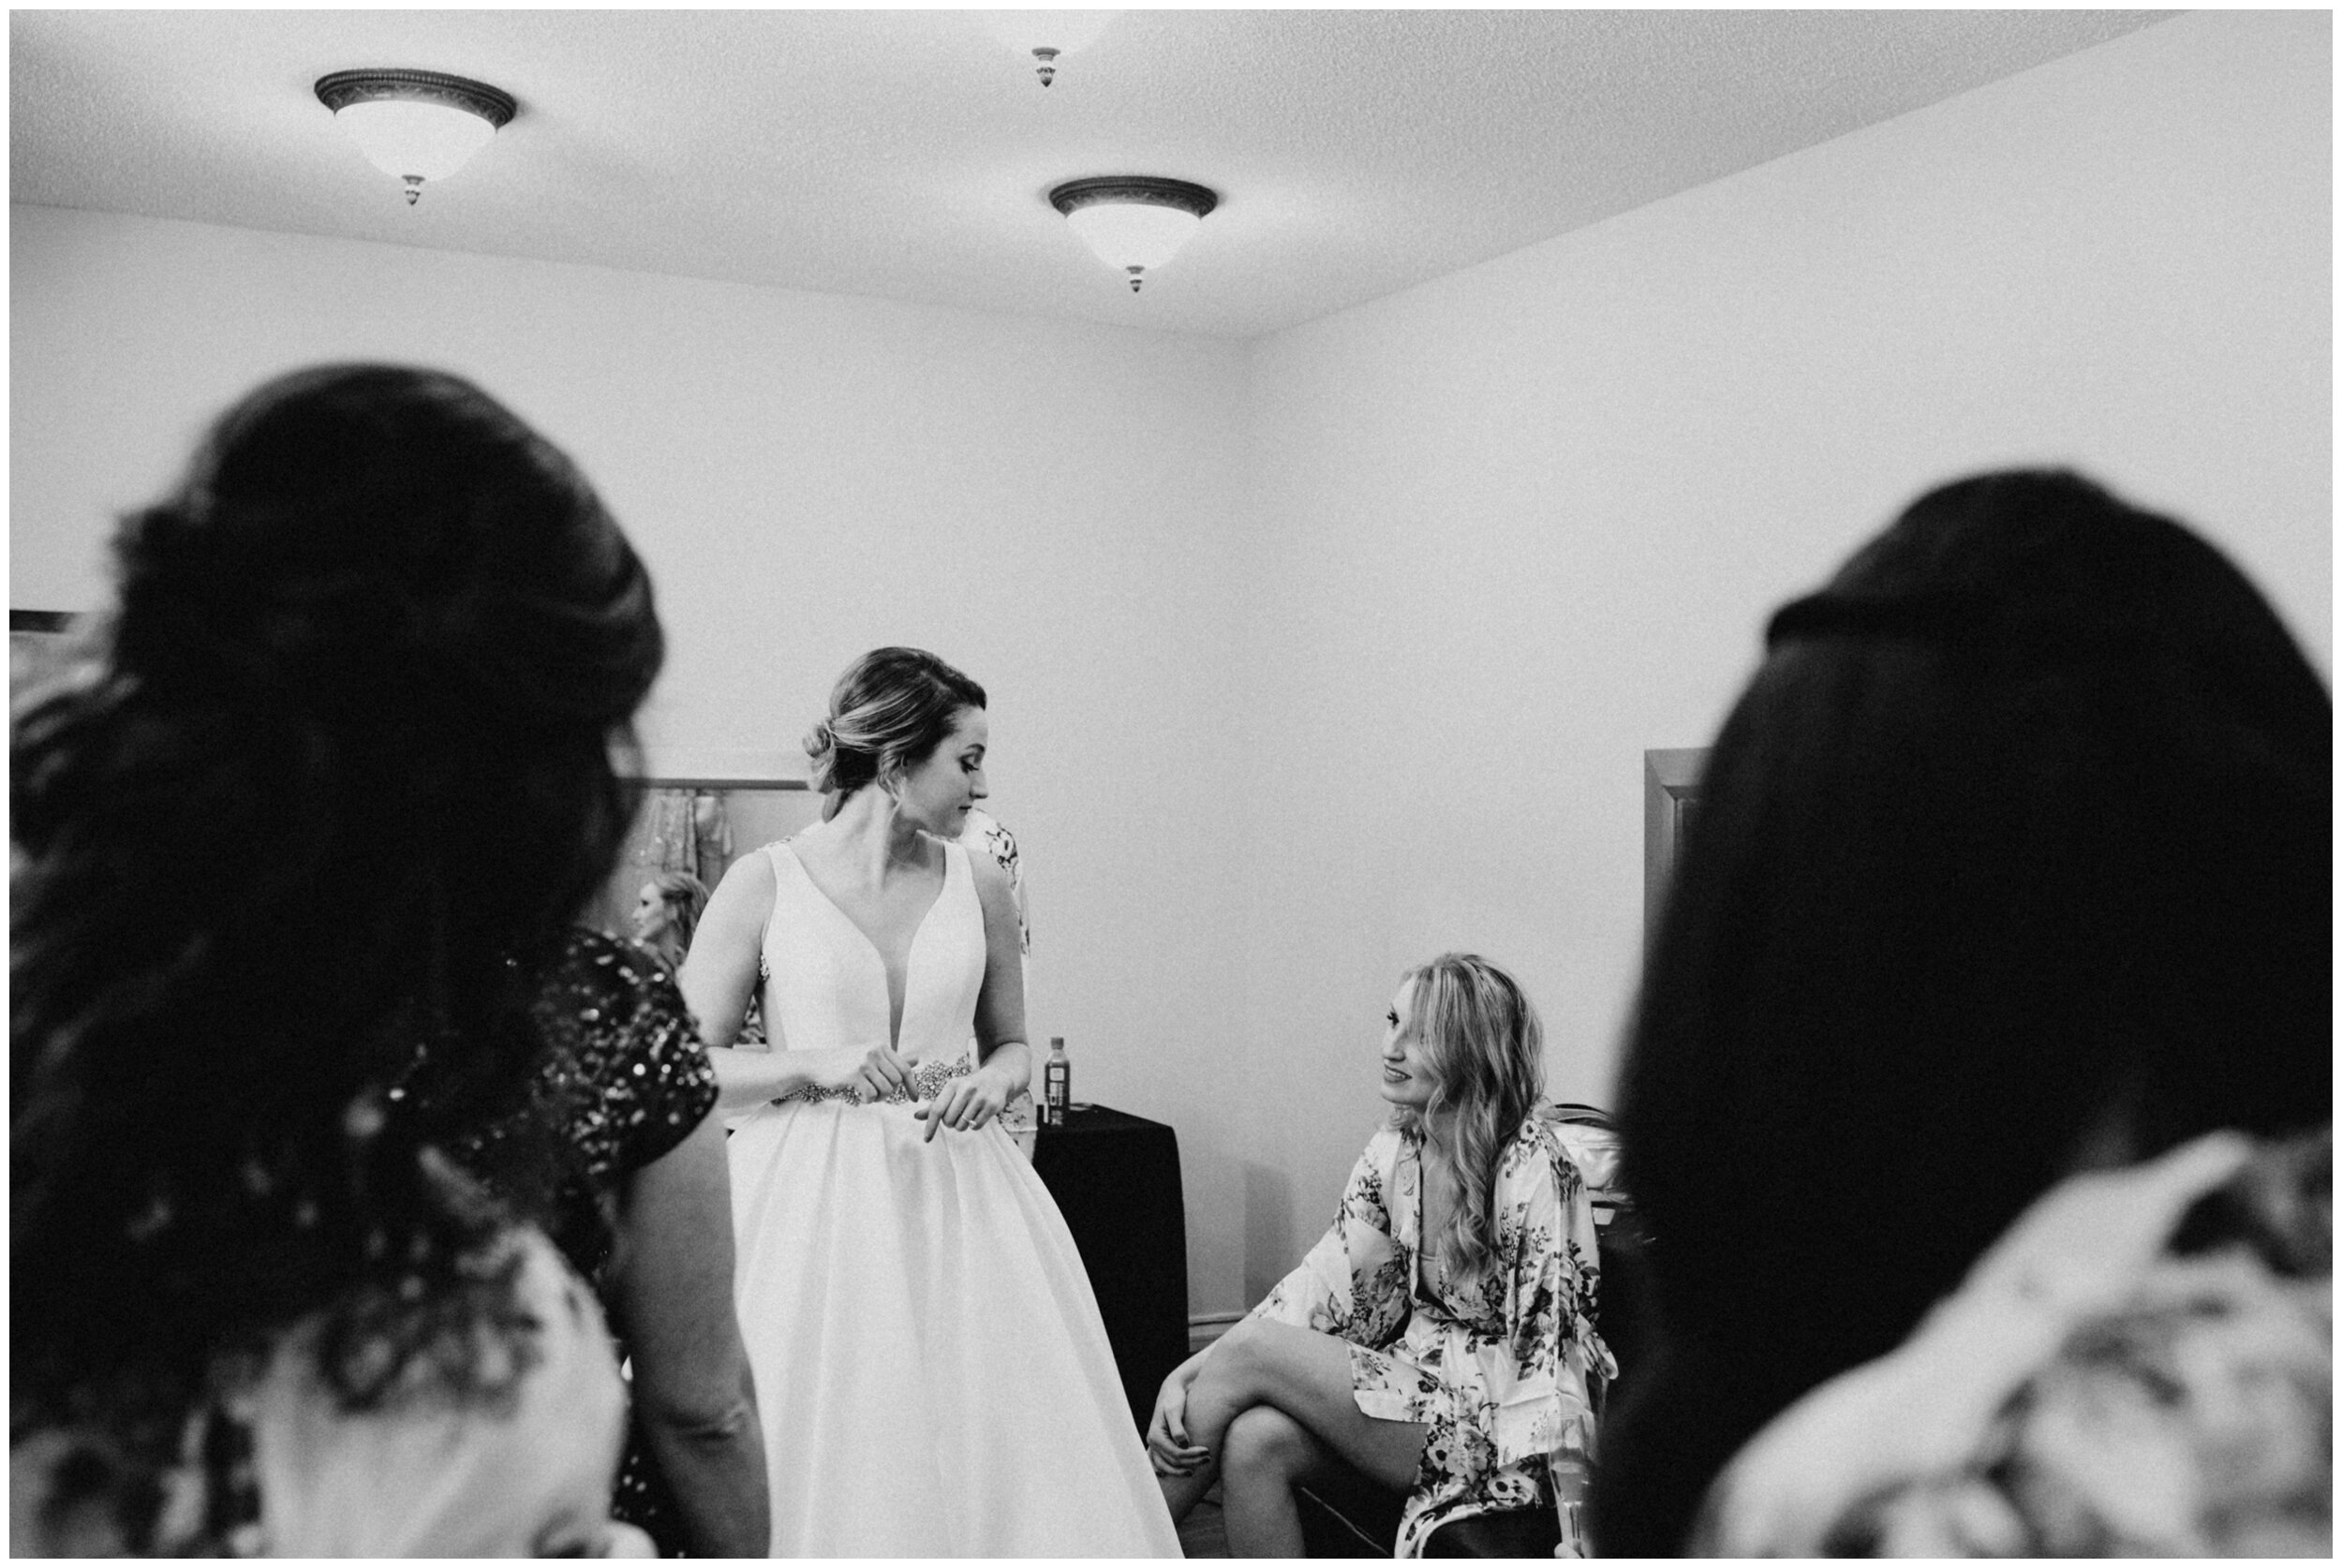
786,1056 -> 971,1106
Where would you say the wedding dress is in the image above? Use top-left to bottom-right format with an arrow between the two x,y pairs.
724,837 -> 1178,1556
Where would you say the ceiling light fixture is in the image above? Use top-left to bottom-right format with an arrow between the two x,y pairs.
1048,176 -> 1219,293
985,10 -> 1119,87
314,68 -> 516,206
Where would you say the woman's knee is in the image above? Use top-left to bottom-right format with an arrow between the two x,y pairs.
1197,1318 -> 1272,1402
1223,1405 -> 1316,1479
1214,1314 -> 1268,1363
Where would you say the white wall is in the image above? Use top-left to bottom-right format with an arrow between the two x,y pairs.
1231,8 -> 2331,1298
10,10 -> 2329,1322
8,206 -> 1262,1312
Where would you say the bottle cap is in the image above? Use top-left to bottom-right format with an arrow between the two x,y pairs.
1049,1036 -> 1066,1050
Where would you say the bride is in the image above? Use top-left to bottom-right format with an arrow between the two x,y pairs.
679,646 -> 1179,1557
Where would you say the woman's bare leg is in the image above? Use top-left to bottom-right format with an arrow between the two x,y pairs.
1155,1448 -> 1220,1524
1183,1318 -> 1427,1556
1220,1406 -> 1341,1557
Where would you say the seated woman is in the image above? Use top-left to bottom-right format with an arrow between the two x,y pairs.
1594,469 -> 2330,1557
1150,953 -> 1613,1558
11,363 -> 674,1555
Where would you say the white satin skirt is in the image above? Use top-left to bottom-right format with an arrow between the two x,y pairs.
726,1095 -> 1180,1557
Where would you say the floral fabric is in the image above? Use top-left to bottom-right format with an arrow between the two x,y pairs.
959,808 -> 1038,1146
1694,1129 -> 2331,1557
1252,1119 -> 1614,1556
961,806 -> 1030,955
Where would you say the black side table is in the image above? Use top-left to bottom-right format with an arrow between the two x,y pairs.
1031,1104 -> 1190,1432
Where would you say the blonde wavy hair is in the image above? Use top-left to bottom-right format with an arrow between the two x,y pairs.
1389,953 -> 1546,1280
645,869 -> 710,950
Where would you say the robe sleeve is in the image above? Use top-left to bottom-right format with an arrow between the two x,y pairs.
1249,1129 -> 1413,1350
1480,1127 -> 1617,1469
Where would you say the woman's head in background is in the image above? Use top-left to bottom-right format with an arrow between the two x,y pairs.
12,362 -> 664,1458
1600,467 -> 2331,1553
804,645 -> 986,824
1385,952 -> 1547,1279
633,870 -> 711,955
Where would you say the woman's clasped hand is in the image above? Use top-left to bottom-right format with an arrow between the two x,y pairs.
798,1042 -> 916,1102
784,1041 -> 1018,1140
1146,1358 -> 1212,1479
914,1058 -> 1021,1140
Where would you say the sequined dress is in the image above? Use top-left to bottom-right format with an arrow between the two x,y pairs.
13,930 -> 695,1558
452,928 -> 719,1553
723,838 -> 1179,1556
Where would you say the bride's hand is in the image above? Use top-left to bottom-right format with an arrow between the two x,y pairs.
914,1058 -> 1016,1144
801,1043 -> 912,1102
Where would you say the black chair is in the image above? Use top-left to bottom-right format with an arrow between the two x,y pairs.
1295,1461 -> 1564,1557
1543,1102 -> 1653,1393
1294,1461 -> 1404,1556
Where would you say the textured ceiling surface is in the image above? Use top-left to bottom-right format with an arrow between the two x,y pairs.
11,9 -> 2172,339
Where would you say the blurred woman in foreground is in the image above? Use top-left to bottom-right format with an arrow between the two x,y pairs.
1599,470 -> 2330,1556
12,364 -> 716,1554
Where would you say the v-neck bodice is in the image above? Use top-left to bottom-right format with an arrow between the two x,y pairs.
758,838 -> 986,1063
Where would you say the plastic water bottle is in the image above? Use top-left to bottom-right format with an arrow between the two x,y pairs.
1043,1037 -> 1071,1128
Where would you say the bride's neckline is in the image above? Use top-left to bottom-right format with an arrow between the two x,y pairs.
782,838 -> 955,1052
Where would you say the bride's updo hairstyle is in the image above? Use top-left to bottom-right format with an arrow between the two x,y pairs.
805,646 -> 986,821
11,363 -> 663,1519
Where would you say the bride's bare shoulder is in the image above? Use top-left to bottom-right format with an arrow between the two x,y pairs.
704,846 -> 780,921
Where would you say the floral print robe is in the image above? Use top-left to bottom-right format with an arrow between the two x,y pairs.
1693,1129 -> 2330,1558
1252,1118 -> 1615,1556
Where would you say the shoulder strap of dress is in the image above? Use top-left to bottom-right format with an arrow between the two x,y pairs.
945,837 -> 988,929
755,840 -> 799,977
943,838 -> 1001,966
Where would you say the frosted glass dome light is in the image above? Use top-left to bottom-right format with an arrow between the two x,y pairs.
1065,202 -> 1199,272
1048,177 -> 1220,293
315,69 -> 516,205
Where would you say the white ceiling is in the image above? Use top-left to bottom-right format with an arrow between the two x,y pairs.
12,8 -> 2172,340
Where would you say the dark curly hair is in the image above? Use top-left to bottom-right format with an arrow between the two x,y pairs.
11,364 -> 663,1539
1594,470 -> 2331,1554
